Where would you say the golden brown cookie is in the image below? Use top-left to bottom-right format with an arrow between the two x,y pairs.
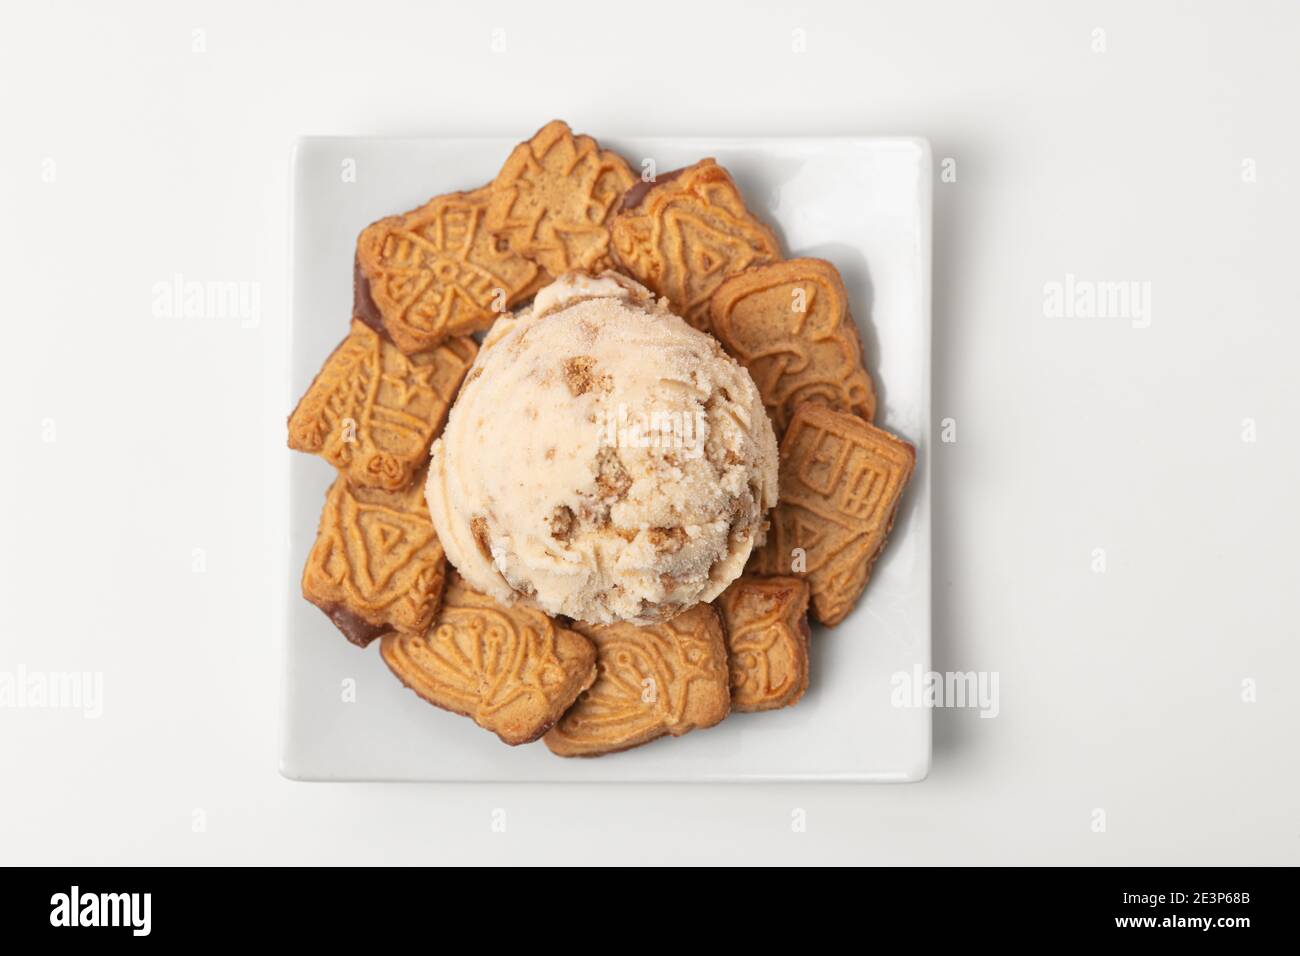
750,403 -> 914,626
380,575 -> 598,745
715,576 -> 811,712
709,258 -> 876,433
609,159 -> 781,330
544,604 -> 731,757
288,318 -> 476,492
486,120 -> 636,277
357,187 -> 544,354
302,469 -> 447,647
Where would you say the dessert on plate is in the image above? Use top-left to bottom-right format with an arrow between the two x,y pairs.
288,120 -> 916,756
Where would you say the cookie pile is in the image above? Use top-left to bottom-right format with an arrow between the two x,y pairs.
288,121 -> 915,755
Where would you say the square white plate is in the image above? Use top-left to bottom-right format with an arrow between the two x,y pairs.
282,134 -> 931,782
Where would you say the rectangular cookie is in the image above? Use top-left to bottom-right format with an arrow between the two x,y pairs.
715,575 -> 811,712
750,403 -> 914,626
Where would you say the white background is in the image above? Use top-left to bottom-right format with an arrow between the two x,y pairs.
2,0 -> 1296,865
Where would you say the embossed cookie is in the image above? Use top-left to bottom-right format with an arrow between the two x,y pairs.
380,575 -> 598,745
544,604 -> 731,757
302,469 -> 447,647
357,187 -> 543,354
715,575 -> 811,712
750,403 -> 914,627
709,258 -> 876,433
487,120 -> 636,277
288,318 -> 476,491
609,159 -> 781,330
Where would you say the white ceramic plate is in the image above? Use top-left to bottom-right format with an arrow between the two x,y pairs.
282,134 -> 932,782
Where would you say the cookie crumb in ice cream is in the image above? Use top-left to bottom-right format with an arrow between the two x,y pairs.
549,505 -> 576,542
562,355 -> 607,396
470,516 -> 493,561
647,526 -> 687,554
594,447 -> 632,499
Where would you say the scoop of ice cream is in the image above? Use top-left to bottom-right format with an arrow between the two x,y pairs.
426,271 -> 779,625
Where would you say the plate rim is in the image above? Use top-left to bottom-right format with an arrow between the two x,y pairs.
280,133 -> 933,784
